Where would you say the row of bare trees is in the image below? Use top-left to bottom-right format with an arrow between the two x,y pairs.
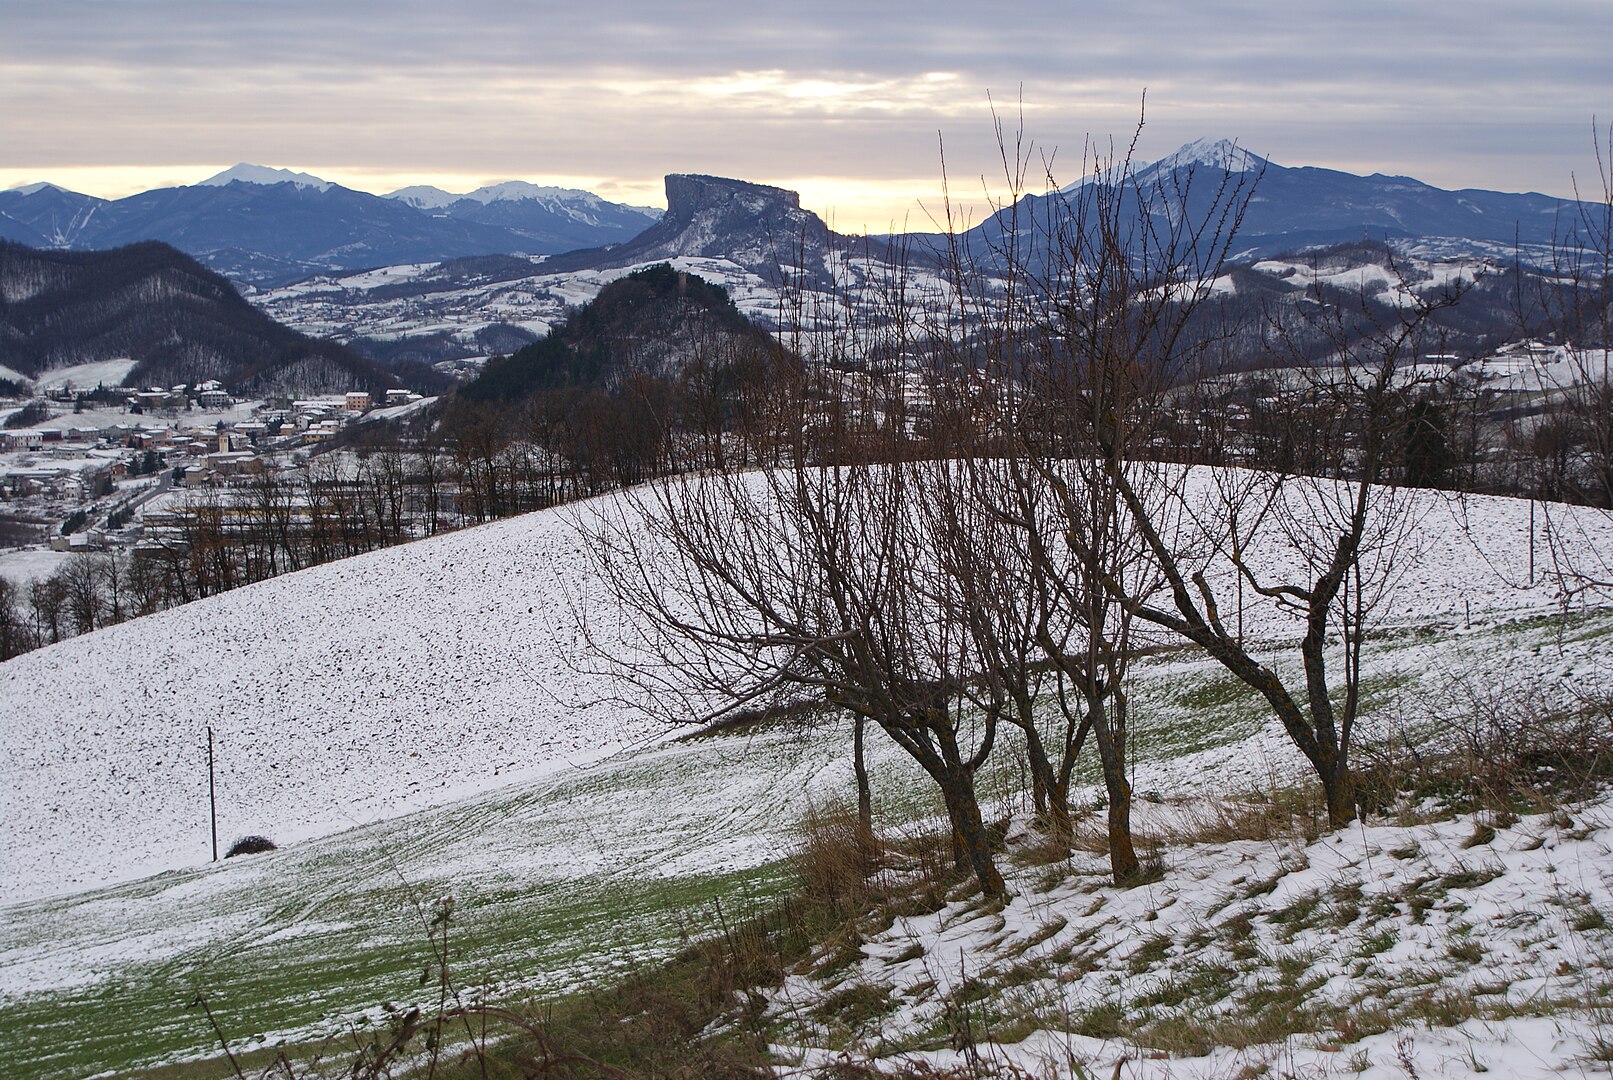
579,119 -> 1500,895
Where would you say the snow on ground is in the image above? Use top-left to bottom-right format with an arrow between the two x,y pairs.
0,447 -> 126,474
774,794 -> 1613,1079
355,394 -> 437,424
30,358 -> 139,392
0,491 -> 670,904
1464,347 -> 1613,395
255,253 -> 804,348
0,548 -> 72,587
2,473 -> 1613,1077
0,400 -> 260,436
1247,256 -> 1485,310
2,476 -> 1609,907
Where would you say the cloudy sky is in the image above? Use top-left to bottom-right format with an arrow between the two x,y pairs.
2,1 -> 1609,231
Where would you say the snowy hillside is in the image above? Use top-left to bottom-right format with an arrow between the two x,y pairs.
778,796 -> 1613,1079
255,253 -> 789,357
3,474 -> 1613,1077
3,475 -> 1611,907
0,493 -> 670,903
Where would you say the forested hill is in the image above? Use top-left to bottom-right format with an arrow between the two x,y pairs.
459,262 -> 780,403
0,240 -> 417,396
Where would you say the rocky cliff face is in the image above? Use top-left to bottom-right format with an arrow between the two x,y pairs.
623,175 -> 819,261
541,174 -> 885,289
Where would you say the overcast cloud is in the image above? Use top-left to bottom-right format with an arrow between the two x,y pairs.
1,1 -> 1609,230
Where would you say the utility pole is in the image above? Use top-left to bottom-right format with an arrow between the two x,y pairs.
208,725 -> 218,862
1529,498 -> 1536,586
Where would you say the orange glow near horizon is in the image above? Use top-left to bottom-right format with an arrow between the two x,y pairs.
0,164 -> 1042,237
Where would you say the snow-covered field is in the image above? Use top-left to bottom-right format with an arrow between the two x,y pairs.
2,475 -> 1602,906
0,548 -> 72,587
29,358 -> 140,392
3,476 -> 1613,1077
1250,255 -> 1487,308
777,794 -> 1613,1079
0,477 -> 1587,909
0,490 -> 672,904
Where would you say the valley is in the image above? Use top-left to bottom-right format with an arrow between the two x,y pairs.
4,129 -> 1613,1080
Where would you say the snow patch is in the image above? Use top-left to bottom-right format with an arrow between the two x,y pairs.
31,358 -> 139,392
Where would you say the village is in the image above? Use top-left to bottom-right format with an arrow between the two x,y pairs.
0,379 -> 427,584
0,333 -> 1600,622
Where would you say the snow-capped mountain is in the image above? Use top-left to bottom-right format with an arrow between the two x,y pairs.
197,162 -> 334,191
250,172 -> 913,366
385,184 -> 460,210
1143,137 -> 1268,176
383,179 -> 661,252
0,183 -> 105,247
388,179 -> 656,216
965,138 -> 1580,271
7,146 -> 1591,293
0,166 -> 666,286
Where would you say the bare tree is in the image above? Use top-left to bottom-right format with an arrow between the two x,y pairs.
1517,122 -> 1613,596
579,363 -> 1010,895
0,577 -> 28,659
991,118 -> 1462,828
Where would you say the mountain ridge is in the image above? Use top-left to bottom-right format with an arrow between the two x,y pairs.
0,166 -> 664,286
0,239 -> 414,395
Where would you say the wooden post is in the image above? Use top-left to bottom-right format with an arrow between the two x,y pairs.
208,725 -> 218,862
1529,498 -> 1536,586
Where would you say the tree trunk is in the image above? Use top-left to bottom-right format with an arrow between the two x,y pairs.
1102,766 -> 1140,885
1319,753 -> 1355,829
1045,777 -> 1073,846
939,769 -> 1006,897
1094,718 -> 1140,884
852,714 -> 874,856
1030,760 -> 1049,818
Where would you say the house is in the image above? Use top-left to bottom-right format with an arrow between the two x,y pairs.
130,390 -> 182,411
344,391 -> 372,413
0,431 -> 44,450
205,450 -> 259,476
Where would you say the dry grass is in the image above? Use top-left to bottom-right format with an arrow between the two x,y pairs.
1356,679 -> 1613,820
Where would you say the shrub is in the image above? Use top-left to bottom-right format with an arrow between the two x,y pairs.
1356,678 -> 1613,817
225,835 -> 277,858
3,400 -> 50,429
794,803 -> 874,914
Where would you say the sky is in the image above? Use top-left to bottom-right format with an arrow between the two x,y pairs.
1,1 -> 1610,233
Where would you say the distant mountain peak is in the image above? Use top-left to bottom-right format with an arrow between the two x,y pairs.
384,180 -> 585,208
384,184 -> 459,210
474,180 -> 592,205
199,163 -> 333,191
5,182 -> 67,196
666,173 -> 801,207
534,172 -> 838,279
385,180 -> 657,215
1153,138 -> 1270,174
